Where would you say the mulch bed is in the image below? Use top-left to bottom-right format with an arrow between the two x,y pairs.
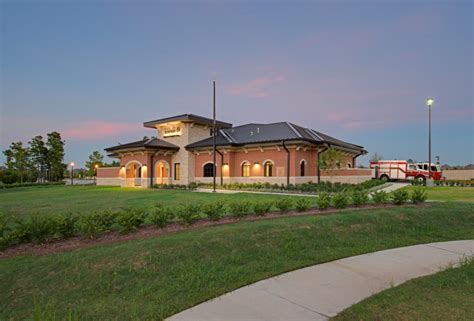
0,204 -> 430,259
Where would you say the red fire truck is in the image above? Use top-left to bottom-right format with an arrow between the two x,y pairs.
370,160 -> 443,182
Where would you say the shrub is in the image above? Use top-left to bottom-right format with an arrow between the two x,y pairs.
371,191 -> 388,204
0,212 -> 7,236
202,201 -> 226,221
351,190 -> 369,207
148,205 -> 175,228
333,193 -> 349,209
177,204 -> 201,225
391,189 -> 409,205
275,198 -> 293,213
27,214 -> 60,243
253,201 -> 273,216
316,192 -> 331,210
188,182 -> 198,190
295,198 -> 312,212
10,219 -> 32,243
229,201 -> 252,218
75,210 -> 115,239
51,213 -> 77,239
115,208 -> 145,233
410,188 -> 427,204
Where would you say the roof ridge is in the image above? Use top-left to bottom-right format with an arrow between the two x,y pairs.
286,122 -> 303,138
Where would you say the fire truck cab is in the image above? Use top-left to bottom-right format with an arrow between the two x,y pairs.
370,160 -> 442,182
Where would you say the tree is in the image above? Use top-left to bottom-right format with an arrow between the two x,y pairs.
103,160 -> 120,167
85,151 -> 104,177
3,141 -> 30,184
370,152 -> 383,162
46,132 -> 65,181
29,135 -> 48,182
318,147 -> 345,182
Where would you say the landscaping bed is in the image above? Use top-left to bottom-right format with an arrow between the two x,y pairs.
0,203 -> 425,259
1,202 -> 473,320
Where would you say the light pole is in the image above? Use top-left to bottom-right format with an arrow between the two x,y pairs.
70,162 -> 75,186
426,98 -> 434,182
94,164 -> 99,185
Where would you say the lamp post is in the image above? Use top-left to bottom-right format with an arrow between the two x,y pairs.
94,164 -> 99,185
426,98 -> 434,183
70,162 -> 75,186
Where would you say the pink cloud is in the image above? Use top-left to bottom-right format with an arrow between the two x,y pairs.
225,75 -> 286,98
63,121 -> 143,140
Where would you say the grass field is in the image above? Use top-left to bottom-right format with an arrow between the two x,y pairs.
0,185 -> 295,219
403,186 -> 474,202
333,258 -> 474,321
1,202 -> 473,320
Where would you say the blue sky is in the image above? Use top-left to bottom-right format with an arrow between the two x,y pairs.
1,0 -> 472,167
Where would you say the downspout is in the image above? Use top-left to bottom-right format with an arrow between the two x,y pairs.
216,149 -> 224,186
150,154 -> 154,188
282,140 -> 290,186
317,144 -> 330,184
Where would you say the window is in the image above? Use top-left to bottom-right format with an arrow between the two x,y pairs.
242,162 -> 250,177
347,162 -> 352,168
264,161 -> 273,177
174,163 -> 180,180
409,164 -> 417,170
203,163 -> 215,177
300,161 -> 306,176
431,165 -> 438,172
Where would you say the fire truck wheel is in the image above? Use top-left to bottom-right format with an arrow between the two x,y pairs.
380,175 -> 390,182
416,175 -> 426,183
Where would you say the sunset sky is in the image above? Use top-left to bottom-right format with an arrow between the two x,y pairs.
1,1 -> 472,167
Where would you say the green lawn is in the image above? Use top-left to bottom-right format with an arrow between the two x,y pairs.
333,258 -> 474,321
403,186 -> 474,202
0,185 -> 295,219
1,202 -> 473,320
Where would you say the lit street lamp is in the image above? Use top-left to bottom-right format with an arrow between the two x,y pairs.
426,98 -> 434,184
94,164 -> 99,185
70,162 -> 75,186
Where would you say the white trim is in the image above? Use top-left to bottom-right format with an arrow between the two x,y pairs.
124,160 -> 143,168
299,159 -> 307,165
262,159 -> 275,165
240,160 -> 251,167
202,161 -> 218,167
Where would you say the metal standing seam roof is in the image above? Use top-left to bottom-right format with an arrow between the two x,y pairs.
104,137 -> 179,152
185,122 -> 366,153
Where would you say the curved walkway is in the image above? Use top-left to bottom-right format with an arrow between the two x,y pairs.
168,240 -> 474,321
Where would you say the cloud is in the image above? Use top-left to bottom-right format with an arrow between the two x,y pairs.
63,121 -> 143,140
224,75 -> 286,98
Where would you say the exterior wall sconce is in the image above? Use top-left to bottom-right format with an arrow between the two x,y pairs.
254,162 -> 260,165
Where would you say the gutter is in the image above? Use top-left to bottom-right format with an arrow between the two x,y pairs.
282,140 -> 290,186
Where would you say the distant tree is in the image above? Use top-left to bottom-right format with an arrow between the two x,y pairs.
28,135 -> 48,182
85,151 -> 104,177
3,141 -> 30,184
370,152 -> 383,162
103,160 -> 120,167
46,132 -> 65,181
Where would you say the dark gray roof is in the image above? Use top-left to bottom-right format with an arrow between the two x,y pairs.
185,122 -> 366,153
105,137 -> 179,152
144,113 -> 232,129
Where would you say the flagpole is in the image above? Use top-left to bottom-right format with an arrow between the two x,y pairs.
213,81 -> 217,192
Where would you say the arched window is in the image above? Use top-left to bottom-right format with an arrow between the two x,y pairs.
264,161 -> 273,177
300,160 -> 306,176
242,162 -> 250,177
347,162 -> 352,168
203,163 -> 215,177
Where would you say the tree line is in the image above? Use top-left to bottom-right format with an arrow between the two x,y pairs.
1,132 -> 65,184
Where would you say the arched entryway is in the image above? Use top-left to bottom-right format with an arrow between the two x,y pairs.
154,160 -> 170,185
125,161 -> 143,187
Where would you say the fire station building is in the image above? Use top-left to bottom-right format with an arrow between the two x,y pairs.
97,114 -> 368,188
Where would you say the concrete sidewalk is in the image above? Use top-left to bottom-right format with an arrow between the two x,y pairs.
168,240 -> 474,321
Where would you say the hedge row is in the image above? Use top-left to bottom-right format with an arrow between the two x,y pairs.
0,181 -> 66,189
160,179 -> 386,194
411,179 -> 474,187
0,188 -> 426,250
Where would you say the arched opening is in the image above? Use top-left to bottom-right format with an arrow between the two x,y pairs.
241,161 -> 250,177
347,162 -> 352,168
264,161 -> 273,177
300,160 -> 306,176
155,160 -> 170,185
125,161 -> 143,187
203,163 -> 216,177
